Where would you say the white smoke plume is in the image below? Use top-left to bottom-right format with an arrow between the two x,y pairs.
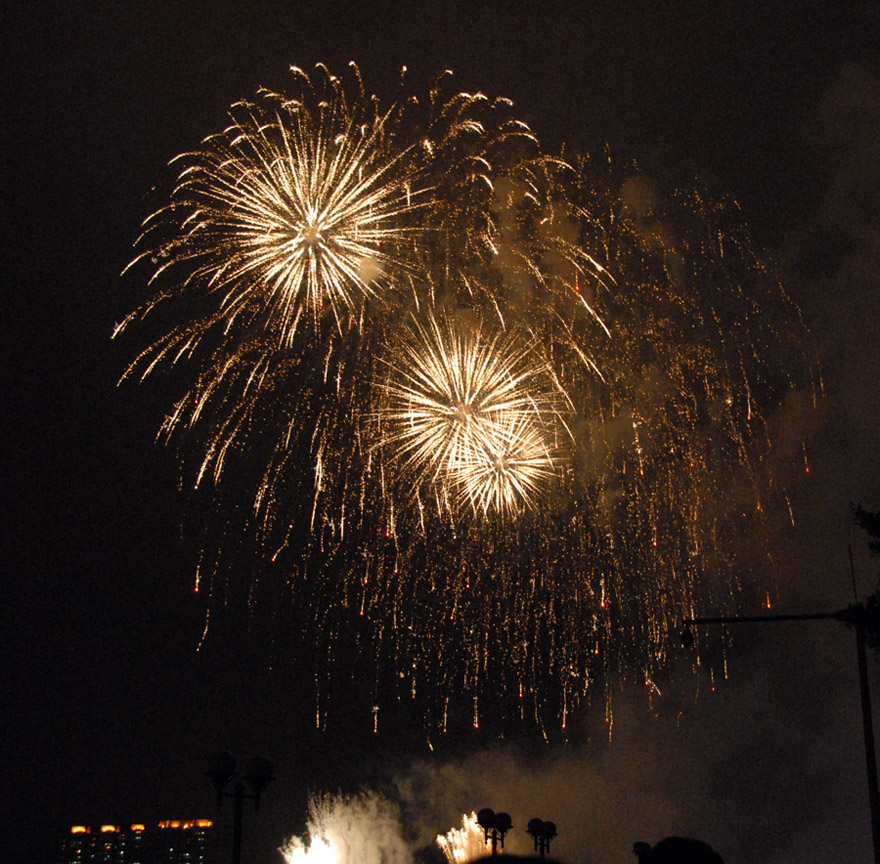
281,791 -> 412,864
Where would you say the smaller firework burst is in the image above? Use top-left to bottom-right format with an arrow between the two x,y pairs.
375,308 -> 569,518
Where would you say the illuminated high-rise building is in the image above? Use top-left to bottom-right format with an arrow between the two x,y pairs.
60,826 -> 93,864
155,820 -> 213,864
59,821 -> 213,864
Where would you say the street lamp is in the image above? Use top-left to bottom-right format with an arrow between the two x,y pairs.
476,808 -> 512,856
206,752 -> 274,864
679,596 -> 880,864
526,818 -> 557,858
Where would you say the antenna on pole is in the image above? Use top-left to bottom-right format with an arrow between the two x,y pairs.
849,543 -> 859,603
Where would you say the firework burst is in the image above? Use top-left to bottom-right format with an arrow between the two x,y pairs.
120,65 -> 423,350
376,309 -> 569,517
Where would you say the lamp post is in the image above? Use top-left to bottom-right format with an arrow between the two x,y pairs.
205,752 -> 274,864
526,818 -> 557,858
476,808 -> 512,856
679,597 -> 880,864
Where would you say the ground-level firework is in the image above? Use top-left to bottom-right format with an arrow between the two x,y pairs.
436,813 -> 491,864
282,794 -> 489,864
118,62 -> 817,733
282,792 -> 411,864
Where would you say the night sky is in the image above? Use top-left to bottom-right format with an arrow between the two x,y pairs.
7,2 -> 880,863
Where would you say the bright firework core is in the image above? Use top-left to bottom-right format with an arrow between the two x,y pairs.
222,108 -> 417,340
123,73 -> 425,349
301,223 -> 324,249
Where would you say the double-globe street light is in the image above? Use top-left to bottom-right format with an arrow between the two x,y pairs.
477,808 -> 512,856
526,818 -> 557,858
477,808 -> 558,858
206,752 -> 275,864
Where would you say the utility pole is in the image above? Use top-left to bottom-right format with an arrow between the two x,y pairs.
680,598 -> 880,864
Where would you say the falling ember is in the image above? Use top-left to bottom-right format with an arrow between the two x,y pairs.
118,62 -> 818,731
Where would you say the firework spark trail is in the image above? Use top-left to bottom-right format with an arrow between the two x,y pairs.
118,63 -> 817,732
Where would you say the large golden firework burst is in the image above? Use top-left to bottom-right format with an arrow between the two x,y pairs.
121,65 -> 424,348
117,63 -> 817,734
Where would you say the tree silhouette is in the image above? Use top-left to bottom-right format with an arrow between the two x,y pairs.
854,504 -> 880,557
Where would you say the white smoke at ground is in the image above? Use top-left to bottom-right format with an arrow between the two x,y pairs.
392,669 -> 872,864
281,791 -> 412,864
273,661 -> 872,864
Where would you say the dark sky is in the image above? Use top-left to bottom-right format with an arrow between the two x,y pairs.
6,2 -> 880,863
